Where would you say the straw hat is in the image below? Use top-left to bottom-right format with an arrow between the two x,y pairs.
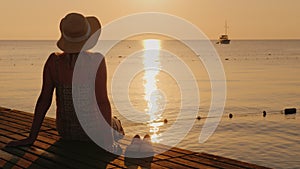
57,13 -> 101,53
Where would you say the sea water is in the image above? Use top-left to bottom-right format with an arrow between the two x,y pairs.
0,40 -> 299,168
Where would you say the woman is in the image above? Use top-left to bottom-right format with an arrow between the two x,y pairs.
7,13 -> 124,152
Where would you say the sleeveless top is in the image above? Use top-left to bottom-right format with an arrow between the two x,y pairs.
55,85 -> 91,141
53,52 -> 91,141
47,52 -> 120,142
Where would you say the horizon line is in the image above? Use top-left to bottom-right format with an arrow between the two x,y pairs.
0,38 -> 300,41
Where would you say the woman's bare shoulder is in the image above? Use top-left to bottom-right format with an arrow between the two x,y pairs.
86,51 -> 103,57
47,52 -> 65,60
51,52 -> 64,57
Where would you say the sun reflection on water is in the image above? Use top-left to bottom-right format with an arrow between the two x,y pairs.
143,39 -> 164,143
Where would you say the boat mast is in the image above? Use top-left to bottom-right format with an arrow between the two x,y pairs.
225,20 -> 228,35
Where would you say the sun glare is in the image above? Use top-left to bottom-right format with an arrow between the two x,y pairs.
142,39 -> 161,119
142,39 -> 164,143
143,39 -> 161,50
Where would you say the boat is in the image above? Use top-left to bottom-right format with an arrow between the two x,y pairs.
217,21 -> 231,44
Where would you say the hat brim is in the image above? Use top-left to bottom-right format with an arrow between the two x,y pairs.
57,16 -> 101,53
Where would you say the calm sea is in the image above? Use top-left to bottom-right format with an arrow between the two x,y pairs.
0,40 -> 299,168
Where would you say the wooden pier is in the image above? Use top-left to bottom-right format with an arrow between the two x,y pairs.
0,107 -> 270,169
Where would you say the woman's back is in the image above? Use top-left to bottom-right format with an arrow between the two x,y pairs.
47,52 -> 108,141
53,52 -> 90,141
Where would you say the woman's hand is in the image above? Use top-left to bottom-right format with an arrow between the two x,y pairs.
6,137 -> 35,147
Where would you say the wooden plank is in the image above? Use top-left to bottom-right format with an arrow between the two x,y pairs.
34,135 -> 126,169
0,113 -> 53,132
1,143 -> 58,169
0,120 -> 30,135
36,133 -> 125,168
0,107 -> 271,169
152,153 -> 170,161
118,136 -> 188,159
18,130 -> 160,169
1,148 -> 27,169
198,153 -> 271,169
0,135 -> 69,169
0,107 -> 55,130
154,159 -> 203,169
167,146 -> 197,155
0,149 -> 39,169
9,109 -> 55,125
0,158 -> 24,169
2,126 -> 126,168
1,129 -> 122,169
166,156 -> 216,169
182,154 -> 245,169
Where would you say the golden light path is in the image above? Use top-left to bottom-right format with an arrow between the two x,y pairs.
143,39 -> 164,143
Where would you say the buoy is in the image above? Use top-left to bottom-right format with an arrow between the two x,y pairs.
284,108 -> 297,115
229,113 -> 233,119
164,119 -> 168,123
196,116 -> 201,120
263,111 -> 267,117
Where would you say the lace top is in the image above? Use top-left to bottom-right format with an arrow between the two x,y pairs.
43,52 -> 112,141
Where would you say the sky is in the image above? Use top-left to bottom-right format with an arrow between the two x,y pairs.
0,0 -> 299,40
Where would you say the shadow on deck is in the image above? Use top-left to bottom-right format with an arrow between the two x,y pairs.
0,107 -> 270,169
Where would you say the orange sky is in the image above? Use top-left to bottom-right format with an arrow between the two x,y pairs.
0,0 -> 299,40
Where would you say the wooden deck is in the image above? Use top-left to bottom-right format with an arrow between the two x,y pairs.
0,107 -> 270,169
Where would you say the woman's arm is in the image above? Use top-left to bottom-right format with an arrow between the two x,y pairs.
96,57 -> 112,125
7,55 -> 55,147
95,57 -> 113,147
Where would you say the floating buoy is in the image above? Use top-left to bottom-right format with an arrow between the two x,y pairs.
164,119 -> 168,123
196,116 -> 201,120
263,111 -> 267,117
229,113 -> 233,119
284,108 -> 297,115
